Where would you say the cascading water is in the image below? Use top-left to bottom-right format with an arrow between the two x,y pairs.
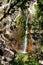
23,10 -> 29,53
22,0 -> 37,53
28,0 -> 37,20
19,0 -> 37,53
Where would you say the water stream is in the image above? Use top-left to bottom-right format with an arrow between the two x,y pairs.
23,10 -> 29,53
22,0 -> 37,53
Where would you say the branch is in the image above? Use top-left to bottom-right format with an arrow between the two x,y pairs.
0,1 -> 18,21
0,0 -> 28,21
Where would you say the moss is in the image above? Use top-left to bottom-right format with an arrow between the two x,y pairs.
41,46 -> 43,50
16,16 -> 22,24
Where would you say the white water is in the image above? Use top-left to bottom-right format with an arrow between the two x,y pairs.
20,0 -> 37,53
23,0 -> 37,53
28,0 -> 37,16
28,0 -> 37,21
23,10 -> 29,53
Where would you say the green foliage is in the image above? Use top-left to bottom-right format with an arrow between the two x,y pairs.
16,15 -> 26,24
17,58 -> 24,65
32,21 -> 39,26
40,21 -> 43,29
41,46 -> 43,50
10,54 -> 39,65
3,7 -> 7,13
10,53 -> 40,65
25,60 -> 39,65
40,0 -> 43,4
16,0 -> 27,11
34,0 -> 43,20
16,15 -> 26,42
16,16 -> 22,24
10,53 -> 25,65
34,4 -> 40,18
16,1 -> 23,7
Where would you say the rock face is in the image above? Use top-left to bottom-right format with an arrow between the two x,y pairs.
0,19 -> 18,65
0,38 -> 14,65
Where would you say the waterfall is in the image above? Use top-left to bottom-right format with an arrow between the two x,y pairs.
22,0 -> 37,53
23,10 -> 29,53
20,0 -> 37,53
28,0 -> 37,19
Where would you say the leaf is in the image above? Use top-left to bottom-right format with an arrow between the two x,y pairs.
16,1 -> 23,7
